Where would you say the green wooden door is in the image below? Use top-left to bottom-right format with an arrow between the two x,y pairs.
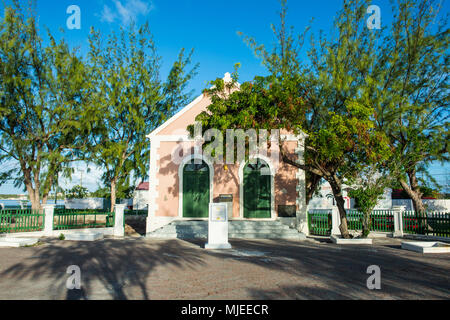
243,160 -> 271,218
183,161 -> 210,218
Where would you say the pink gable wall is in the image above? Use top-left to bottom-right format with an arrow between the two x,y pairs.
157,95 -> 211,136
152,93 -> 301,219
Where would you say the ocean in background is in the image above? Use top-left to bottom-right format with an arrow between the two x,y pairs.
0,199 -> 65,208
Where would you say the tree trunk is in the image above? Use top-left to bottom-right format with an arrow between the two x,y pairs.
41,195 -> 48,206
407,170 -> 427,214
328,177 -> 351,239
25,183 -> 40,211
399,175 -> 429,234
361,210 -> 372,238
110,180 -> 117,213
306,173 -> 322,205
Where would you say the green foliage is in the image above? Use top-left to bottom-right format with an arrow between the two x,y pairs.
92,178 -> 135,200
65,185 -> 89,199
189,0 -> 413,238
0,1 -> 96,209
58,234 -> 65,241
86,22 -> 198,209
349,187 -> 385,215
348,171 -> 389,238
90,187 -> 110,199
191,0 -> 391,238
372,0 -> 449,210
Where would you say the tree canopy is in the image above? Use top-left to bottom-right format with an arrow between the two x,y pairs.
0,1 -> 95,209
86,23 -> 198,210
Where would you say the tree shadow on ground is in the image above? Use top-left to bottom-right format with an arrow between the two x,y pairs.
205,239 -> 450,299
0,238 -> 205,300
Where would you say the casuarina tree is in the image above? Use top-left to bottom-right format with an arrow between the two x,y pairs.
87,22 -> 198,211
0,1 -> 95,209
191,0 -> 391,238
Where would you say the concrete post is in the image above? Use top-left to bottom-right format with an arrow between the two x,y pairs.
392,205 -> 406,238
114,204 -> 126,237
42,204 -> 55,237
331,207 -> 341,235
295,136 -> 309,236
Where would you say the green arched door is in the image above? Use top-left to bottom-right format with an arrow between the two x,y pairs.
183,160 -> 210,218
243,159 -> 271,218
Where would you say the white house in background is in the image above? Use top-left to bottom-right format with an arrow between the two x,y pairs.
392,198 -> 450,211
65,197 -> 104,209
133,182 -> 149,210
307,182 -> 392,210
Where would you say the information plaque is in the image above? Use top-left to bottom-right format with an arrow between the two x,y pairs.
205,203 -> 232,250
210,203 -> 227,222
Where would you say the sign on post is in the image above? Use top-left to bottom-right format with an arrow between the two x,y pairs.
205,203 -> 232,250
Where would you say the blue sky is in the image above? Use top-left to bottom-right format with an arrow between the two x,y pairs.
0,0 -> 448,193
3,0 -> 397,93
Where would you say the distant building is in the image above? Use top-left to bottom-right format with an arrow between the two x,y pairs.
133,182 -> 149,210
391,189 -> 437,200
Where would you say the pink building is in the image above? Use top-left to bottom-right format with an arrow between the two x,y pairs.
146,74 -> 308,237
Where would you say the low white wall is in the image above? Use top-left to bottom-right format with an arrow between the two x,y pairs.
64,198 -> 104,209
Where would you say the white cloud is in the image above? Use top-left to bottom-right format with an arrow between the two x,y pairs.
101,4 -> 117,23
100,0 -> 153,25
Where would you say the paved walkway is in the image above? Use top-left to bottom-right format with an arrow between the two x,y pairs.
0,237 -> 448,300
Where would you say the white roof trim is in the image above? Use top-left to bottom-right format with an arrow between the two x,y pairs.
147,73 -> 242,140
147,93 -> 204,139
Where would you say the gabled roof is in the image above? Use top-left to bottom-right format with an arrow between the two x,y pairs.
147,93 -> 204,139
136,182 -> 149,191
147,73 -> 238,139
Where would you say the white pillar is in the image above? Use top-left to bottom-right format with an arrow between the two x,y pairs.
114,204 -> 126,237
392,205 -> 406,237
331,207 -> 341,235
295,135 -> 309,235
42,204 -> 55,236
205,203 -> 232,250
146,136 -> 160,234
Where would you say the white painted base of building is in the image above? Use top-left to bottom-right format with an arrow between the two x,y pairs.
330,235 -> 373,245
205,243 -> 232,250
401,241 -> 450,254
65,231 -> 104,241
0,238 -> 39,247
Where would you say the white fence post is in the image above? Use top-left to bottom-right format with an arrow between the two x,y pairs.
114,204 -> 126,237
331,207 -> 341,235
42,204 -> 55,237
392,205 -> 406,237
